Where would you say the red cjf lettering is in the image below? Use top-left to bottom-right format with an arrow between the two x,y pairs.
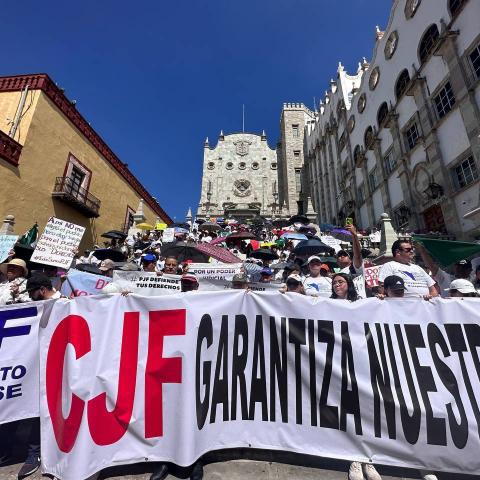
87,312 -> 140,445
145,309 -> 186,438
46,315 -> 91,453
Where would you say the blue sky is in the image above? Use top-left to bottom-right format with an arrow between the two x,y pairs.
3,0 -> 391,222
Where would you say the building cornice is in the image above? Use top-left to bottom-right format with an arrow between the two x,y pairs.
0,73 -> 172,223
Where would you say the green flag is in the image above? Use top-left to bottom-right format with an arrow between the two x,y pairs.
412,235 -> 480,267
18,223 -> 39,246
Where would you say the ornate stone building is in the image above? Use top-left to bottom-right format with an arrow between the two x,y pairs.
277,103 -> 316,216
303,0 -> 480,240
197,131 -> 283,221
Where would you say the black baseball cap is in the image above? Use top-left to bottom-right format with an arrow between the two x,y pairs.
337,250 -> 351,258
383,275 -> 405,291
26,273 -> 53,292
456,259 -> 472,268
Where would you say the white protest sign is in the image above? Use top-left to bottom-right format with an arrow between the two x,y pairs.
0,234 -> 18,264
30,217 -> 85,268
162,228 -> 175,243
353,275 -> 366,298
0,302 -> 43,424
320,235 -> 342,253
40,294 -> 480,480
188,263 -> 242,280
60,269 -> 112,298
112,271 -> 181,295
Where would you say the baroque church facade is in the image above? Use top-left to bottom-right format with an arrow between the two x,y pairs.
196,104 -> 315,222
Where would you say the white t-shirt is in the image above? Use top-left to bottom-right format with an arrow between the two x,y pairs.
379,261 -> 435,297
304,275 -> 332,298
338,261 -> 364,276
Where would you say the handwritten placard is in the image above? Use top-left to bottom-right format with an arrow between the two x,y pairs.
0,234 -> 18,263
30,217 -> 85,268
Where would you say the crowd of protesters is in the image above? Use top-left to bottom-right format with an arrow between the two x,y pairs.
0,216 -> 479,480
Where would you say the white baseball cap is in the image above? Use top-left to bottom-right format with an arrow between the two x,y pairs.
447,279 -> 476,294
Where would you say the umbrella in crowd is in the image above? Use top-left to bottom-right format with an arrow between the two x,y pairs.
194,242 -> 241,264
210,236 -> 227,246
270,261 -> 289,270
174,227 -> 189,234
136,223 -> 154,230
161,242 -> 209,263
320,223 -> 335,231
249,248 -> 279,261
288,214 -> 309,225
226,231 -> 258,242
281,232 -> 308,241
331,228 -> 352,242
199,221 -> 221,232
75,263 -> 102,275
93,248 -> 126,262
293,238 -> 335,257
412,236 -> 480,267
101,230 -> 127,240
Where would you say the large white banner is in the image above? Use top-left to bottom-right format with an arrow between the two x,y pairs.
31,217 -> 85,268
39,294 -> 480,479
0,303 -> 43,424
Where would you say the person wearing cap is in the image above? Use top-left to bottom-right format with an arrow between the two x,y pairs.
181,273 -> 199,292
304,256 -> 332,298
414,242 -> 475,297
259,267 -> 274,283
378,240 -> 438,298
337,224 -> 364,275
26,273 -> 63,301
376,275 -> 406,299
98,259 -> 115,278
231,273 -> 249,290
0,258 -> 30,305
285,274 -> 305,294
130,249 -> 143,266
447,279 -> 479,298
141,253 -> 158,272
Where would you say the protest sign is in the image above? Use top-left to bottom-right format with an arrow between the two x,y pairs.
0,234 -> 18,263
364,266 -> 381,288
162,228 -> 175,243
60,269 -> 112,298
0,303 -> 43,424
188,263 -> 242,280
30,217 -> 85,268
353,275 -> 366,298
112,271 -> 181,295
320,235 -> 342,253
39,294 -> 480,479
155,223 -> 167,231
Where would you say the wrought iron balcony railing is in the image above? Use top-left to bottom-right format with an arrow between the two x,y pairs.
52,176 -> 101,218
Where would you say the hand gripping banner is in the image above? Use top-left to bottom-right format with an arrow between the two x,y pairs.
39,293 -> 480,479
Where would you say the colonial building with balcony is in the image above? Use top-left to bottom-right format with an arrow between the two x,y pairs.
0,74 -> 171,248
303,0 -> 480,240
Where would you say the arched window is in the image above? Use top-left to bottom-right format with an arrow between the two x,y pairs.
364,126 -> 375,150
377,102 -> 389,127
395,69 -> 410,100
419,24 -> 440,64
449,0 -> 465,18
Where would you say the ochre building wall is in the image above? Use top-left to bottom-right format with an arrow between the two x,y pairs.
0,89 -> 167,250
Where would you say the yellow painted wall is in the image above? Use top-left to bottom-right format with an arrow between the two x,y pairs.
0,90 -> 168,250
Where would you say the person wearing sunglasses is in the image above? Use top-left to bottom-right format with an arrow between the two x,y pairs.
378,240 -> 438,298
